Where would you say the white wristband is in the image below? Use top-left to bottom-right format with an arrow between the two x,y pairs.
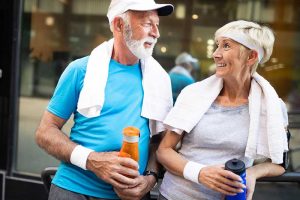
183,161 -> 206,184
70,145 -> 94,170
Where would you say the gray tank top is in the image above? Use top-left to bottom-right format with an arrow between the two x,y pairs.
159,103 -> 253,200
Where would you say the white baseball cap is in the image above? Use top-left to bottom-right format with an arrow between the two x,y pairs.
107,0 -> 174,24
175,52 -> 198,65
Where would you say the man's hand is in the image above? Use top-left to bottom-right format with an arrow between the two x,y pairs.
114,174 -> 156,200
86,151 -> 140,189
199,164 -> 246,196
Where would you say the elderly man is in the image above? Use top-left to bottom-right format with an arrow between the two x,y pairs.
35,0 -> 173,199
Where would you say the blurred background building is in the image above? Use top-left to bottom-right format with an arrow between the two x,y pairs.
0,0 -> 300,199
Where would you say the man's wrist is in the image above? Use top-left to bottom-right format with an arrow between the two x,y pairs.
70,145 -> 94,170
144,170 -> 158,189
144,170 -> 158,182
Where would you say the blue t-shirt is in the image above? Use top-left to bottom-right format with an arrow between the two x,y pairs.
169,73 -> 195,103
48,57 -> 150,199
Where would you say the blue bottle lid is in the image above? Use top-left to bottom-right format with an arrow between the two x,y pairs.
225,158 -> 245,175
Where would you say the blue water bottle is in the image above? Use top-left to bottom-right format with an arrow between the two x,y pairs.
225,158 -> 246,200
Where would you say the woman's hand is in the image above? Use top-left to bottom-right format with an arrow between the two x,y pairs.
245,167 -> 257,200
245,161 -> 285,200
199,164 -> 246,196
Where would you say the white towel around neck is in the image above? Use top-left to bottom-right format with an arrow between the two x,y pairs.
164,73 -> 288,164
77,39 -> 173,135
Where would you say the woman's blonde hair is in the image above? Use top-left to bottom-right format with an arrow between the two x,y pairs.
215,20 -> 275,74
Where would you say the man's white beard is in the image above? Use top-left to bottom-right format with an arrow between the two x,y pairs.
124,24 -> 157,59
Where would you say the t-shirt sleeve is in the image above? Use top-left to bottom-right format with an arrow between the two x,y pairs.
47,60 -> 85,120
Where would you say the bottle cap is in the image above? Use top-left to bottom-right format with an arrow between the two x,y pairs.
123,126 -> 140,137
225,158 -> 245,175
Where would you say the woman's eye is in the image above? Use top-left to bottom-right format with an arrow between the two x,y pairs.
223,43 -> 230,49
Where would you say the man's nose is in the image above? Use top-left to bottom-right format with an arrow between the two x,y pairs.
150,25 -> 160,39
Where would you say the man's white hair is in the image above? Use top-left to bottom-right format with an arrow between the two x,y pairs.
215,20 -> 275,74
109,11 -> 130,32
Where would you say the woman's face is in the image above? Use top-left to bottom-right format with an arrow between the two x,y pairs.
213,37 -> 250,79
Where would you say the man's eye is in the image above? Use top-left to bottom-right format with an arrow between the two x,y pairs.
143,23 -> 151,27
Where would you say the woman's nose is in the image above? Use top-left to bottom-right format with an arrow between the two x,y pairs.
213,48 -> 221,59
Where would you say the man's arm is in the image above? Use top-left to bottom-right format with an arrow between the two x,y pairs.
35,111 -> 76,162
114,133 -> 163,200
35,111 -> 140,189
144,133 -> 163,188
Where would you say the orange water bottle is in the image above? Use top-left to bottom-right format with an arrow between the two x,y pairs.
119,126 -> 139,162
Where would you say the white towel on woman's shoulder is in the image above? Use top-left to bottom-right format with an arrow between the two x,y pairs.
246,73 -> 288,163
77,38 -> 173,135
164,73 -> 288,164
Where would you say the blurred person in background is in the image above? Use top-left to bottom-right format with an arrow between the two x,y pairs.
169,52 -> 200,103
287,80 -> 300,112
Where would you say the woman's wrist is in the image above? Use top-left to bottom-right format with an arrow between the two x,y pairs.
183,161 -> 206,184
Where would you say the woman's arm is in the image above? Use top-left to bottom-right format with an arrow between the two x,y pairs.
156,130 -> 186,176
156,130 -> 245,196
246,161 -> 285,200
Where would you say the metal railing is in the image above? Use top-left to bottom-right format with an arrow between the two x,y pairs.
258,172 -> 300,183
41,167 -> 300,199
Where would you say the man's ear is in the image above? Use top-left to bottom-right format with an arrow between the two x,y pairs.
112,17 -> 123,32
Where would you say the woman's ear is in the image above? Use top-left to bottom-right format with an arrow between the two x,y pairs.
247,50 -> 258,66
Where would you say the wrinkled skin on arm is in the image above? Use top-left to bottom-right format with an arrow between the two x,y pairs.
35,111 -> 140,189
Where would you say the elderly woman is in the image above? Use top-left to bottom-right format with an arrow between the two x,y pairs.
156,20 -> 288,200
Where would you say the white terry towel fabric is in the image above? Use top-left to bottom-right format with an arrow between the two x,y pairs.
77,39 -> 173,135
164,73 -> 288,164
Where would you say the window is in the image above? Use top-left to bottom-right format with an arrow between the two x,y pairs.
17,0 -> 300,175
